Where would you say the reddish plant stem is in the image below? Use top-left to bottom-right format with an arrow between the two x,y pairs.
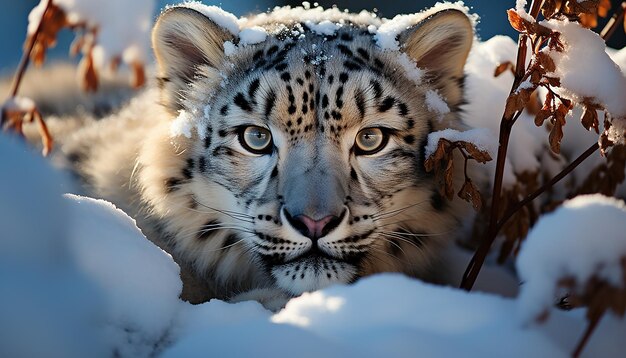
460,0 -> 543,291
8,0 -> 53,98
599,1 -> 626,40
496,142 -> 599,233
572,308 -> 605,358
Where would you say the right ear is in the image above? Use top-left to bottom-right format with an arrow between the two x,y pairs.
152,6 -> 237,113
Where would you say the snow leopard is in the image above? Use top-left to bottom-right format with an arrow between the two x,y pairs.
27,3 -> 475,310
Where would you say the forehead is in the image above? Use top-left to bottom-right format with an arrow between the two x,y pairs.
213,25 -> 421,142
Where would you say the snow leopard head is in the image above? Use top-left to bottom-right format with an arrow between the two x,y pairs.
143,4 -> 474,297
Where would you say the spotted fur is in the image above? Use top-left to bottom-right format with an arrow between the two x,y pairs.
47,5 -> 475,309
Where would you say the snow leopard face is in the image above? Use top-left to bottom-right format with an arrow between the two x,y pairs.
145,5 -> 474,297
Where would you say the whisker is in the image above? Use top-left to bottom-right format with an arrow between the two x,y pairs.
370,199 -> 429,220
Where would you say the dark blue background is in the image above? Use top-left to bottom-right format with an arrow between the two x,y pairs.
1,1 -> 623,75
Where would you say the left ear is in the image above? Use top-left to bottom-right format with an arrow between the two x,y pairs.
398,9 -> 474,105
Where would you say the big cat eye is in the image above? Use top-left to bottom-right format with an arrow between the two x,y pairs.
239,126 -> 273,154
354,128 -> 389,155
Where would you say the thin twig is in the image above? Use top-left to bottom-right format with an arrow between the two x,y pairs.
572,308 -> 605,358
8,0 -> 53,97
599,2 -> 626,40
496,142 -> 599,233
460,0 -> 545,291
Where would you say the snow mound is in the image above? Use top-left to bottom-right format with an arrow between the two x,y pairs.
65,194 -> 182,357
517,195 -> 626,323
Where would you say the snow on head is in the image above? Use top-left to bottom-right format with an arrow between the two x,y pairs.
516,195 -> 626,323
374,1 -> 476,51
174,2 -> 239,35
239,26 -> 268,45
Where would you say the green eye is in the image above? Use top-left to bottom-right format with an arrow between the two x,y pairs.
239,126 -> 273,154
355,128 -> 388,155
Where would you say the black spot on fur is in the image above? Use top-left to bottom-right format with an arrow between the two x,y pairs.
198,156 -> 207,173
398,102 -> 409,116
296,77 -> 304,85
350,167 -> 358,181
218,130 -> 227,137
288,105 -> 297,115
267,45 -> 279,56
221,234 -> 239,249
335,86 -> 344,108
204,135 -> 212,148
165,178 -> 181,193
378,96 -> 395,112
276,63 -> 288,71
374,58 -> 384,68
304,70 -> 311,79
407,119 -> 415,129
253,50 -> 263,61
339,72 -> 349,83
248,78 -> 260,99
234,93 -> 252,112
404,135 -> 415,145
281,72 -> 291,82
331,110 -> 342,120
340,33 -> 353,41
182,158 -> 194,179
343,60 -> 361,71
271,166 -> 278,178
328,75 -> 334,85
265,91 -> 276,117
322,94 -> 329,108
337,44 -> 353,57
197,220 -> 220,241
220,105 -> 229,116
355,90 -> 365,118
356,48 -> 370,60
431,191 -> 446,211
370,80 -> 382,99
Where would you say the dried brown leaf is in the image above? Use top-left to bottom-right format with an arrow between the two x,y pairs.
78,52 -> 98,92
494,62 -> 514,77
507,9 -> 528,32
549,104 -> 568,154
505,87 -> 534,118
542,0 -> 559,18
27,3 -> 68,66
581,105 -> 600,133
460,142 -> 492,163
130,61 -> 146,88
536,52 -> 556,73
458,179 -> 482,211
444,157 -> 454,200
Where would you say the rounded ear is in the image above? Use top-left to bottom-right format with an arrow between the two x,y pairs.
152,6 -> 237,112
397,9 -> 473,104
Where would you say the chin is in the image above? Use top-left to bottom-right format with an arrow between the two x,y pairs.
270,254 -> 358,295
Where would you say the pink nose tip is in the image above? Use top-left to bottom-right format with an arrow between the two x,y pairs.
295,215 -> 336,239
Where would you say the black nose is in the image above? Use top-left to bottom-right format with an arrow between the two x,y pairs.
284,209 -> 343,240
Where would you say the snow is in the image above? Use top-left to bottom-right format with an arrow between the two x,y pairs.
304,20 -> 343,35
543,19 -> 626,119
239,26 -> 268,45
374,1 -> 477,51
28,0 -> 155,67
425,128 -> 497,158
170,109 -> 195,138
172,2 -> 239,35
516,195 -> 626,323
2,96 -> 36,112
2,132 -> 626,357
396,53 -> 425,85
425,89 -> 450,118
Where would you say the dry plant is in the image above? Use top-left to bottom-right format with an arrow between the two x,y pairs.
423,1 -> 626,356
1,0 -> 147,155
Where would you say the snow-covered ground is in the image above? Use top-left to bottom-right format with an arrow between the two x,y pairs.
2,128 -> 626,357
3,1 -> 626,357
